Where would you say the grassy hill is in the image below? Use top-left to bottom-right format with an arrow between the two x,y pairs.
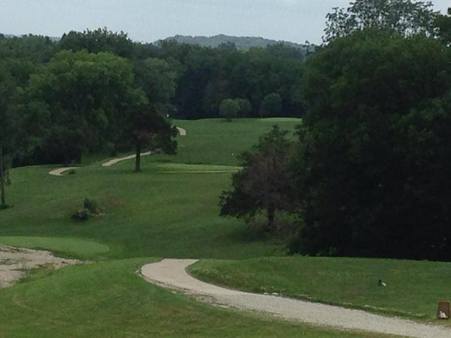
0,258 -> 369,338
191,257 -> 451,323
1,117 -> 372,338
0,118 -> 300,260
0,117 -> 420,337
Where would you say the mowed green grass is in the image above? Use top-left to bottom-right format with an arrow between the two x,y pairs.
153,118 -> 300,166
0,118 -> 386,337
0,118 -> 300,259
191,257 -> 451,323
0,258 -> 379,338
0,236 -> 109,259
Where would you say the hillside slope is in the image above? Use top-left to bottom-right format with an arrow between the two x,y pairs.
161,34 -> 312,51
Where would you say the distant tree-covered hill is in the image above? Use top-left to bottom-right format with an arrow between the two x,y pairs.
160,34 -> 312,51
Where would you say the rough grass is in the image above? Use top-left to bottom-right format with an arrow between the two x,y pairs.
0,163 -> 283,260
152,118 -> 300,166
0,258 -> 377,338
0,119 -> 300,260
0,118 -> 391,337
0,236 -> 109,259
190,256 -> 451,323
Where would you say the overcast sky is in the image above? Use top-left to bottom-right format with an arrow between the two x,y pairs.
1,0 -> 449,44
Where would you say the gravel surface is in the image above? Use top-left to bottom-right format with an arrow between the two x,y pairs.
50,127 -> 186,172
141,259 -> 451,338
48,167 -> 78,176
102,152 -> 152,167
0,246 -> 79,289
177,127 -> 187,136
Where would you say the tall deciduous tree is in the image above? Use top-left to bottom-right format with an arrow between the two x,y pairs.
134,57 -> 178,115
26,50 -> 138,164
324,0 -> 439,42
294,30 -> 451,259
260,93 -> 282,117
220,126 -> 295,231
122,96 -> 177,172
435,10 -> 451,46
0,64 -> 17,208
219,99 -> 241,121
59,28 -> 135,58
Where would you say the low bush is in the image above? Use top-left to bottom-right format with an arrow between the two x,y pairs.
83,198 -> 100,214
71,208 -> 89,221
71,198 -> 102,222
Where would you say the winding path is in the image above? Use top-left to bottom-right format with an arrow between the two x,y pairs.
49,126 -> 188,174
101,127 -> 187,167
141,259 -> 451,338
102,152 -> 152,167
48,167 -> 78,176
177,127 -> 187,136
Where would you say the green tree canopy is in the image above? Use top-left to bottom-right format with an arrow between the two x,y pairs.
220,126 -> 295,231
324,0 -> 439,42
121,99 -> 177,172
134,57 -> 178,115
0,63 -> 19,207
435,12 -> 451,45
59,28 -> 135,58
293,30 -> 451,260
219,99 -> 241,121
25,50 -> 139,164
260,93 -> 282,117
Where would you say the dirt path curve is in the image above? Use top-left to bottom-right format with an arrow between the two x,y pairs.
0,246 -> 79,289
177,127 -> 187,136
49,126 -> 187,173
141,259 -> 451,338
48,167 -> 78,176
102,152 -> 152,167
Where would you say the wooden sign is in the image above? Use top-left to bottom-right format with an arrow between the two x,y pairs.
437,301 -> 450,320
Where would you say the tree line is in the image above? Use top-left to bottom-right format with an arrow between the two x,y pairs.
0,26 -> 310,208
221,0 -> 451,261
59,28 -> 309,119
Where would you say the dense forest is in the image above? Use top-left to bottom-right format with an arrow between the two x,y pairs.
0,27 -> 309,165
220,0 -> 451,260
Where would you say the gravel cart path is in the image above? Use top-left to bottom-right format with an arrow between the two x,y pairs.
177,127 -> 187,136
49,126 -> 187,173
141,259 -> 451,338
102,152 -> 152,167
48,167 -> 78,176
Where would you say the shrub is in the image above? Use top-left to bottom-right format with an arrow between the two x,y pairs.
84,198 -> 100,214
219,99 -> 240,122
71,208 -> 89,221
71,198 -> 102,222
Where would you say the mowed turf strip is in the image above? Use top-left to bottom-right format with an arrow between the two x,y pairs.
0,259 -> 382,338
190,257 -> 451,323
0,118 -> 386,337
0,236 -> 109,259
0,119 -> 301,259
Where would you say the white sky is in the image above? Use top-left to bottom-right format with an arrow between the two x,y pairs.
0,0 -> 449,44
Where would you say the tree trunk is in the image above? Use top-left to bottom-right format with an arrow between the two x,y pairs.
135,141 -> 142,172
266,205 -> 275,232
6,167 -> 11,185
0,146 -> 6,207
